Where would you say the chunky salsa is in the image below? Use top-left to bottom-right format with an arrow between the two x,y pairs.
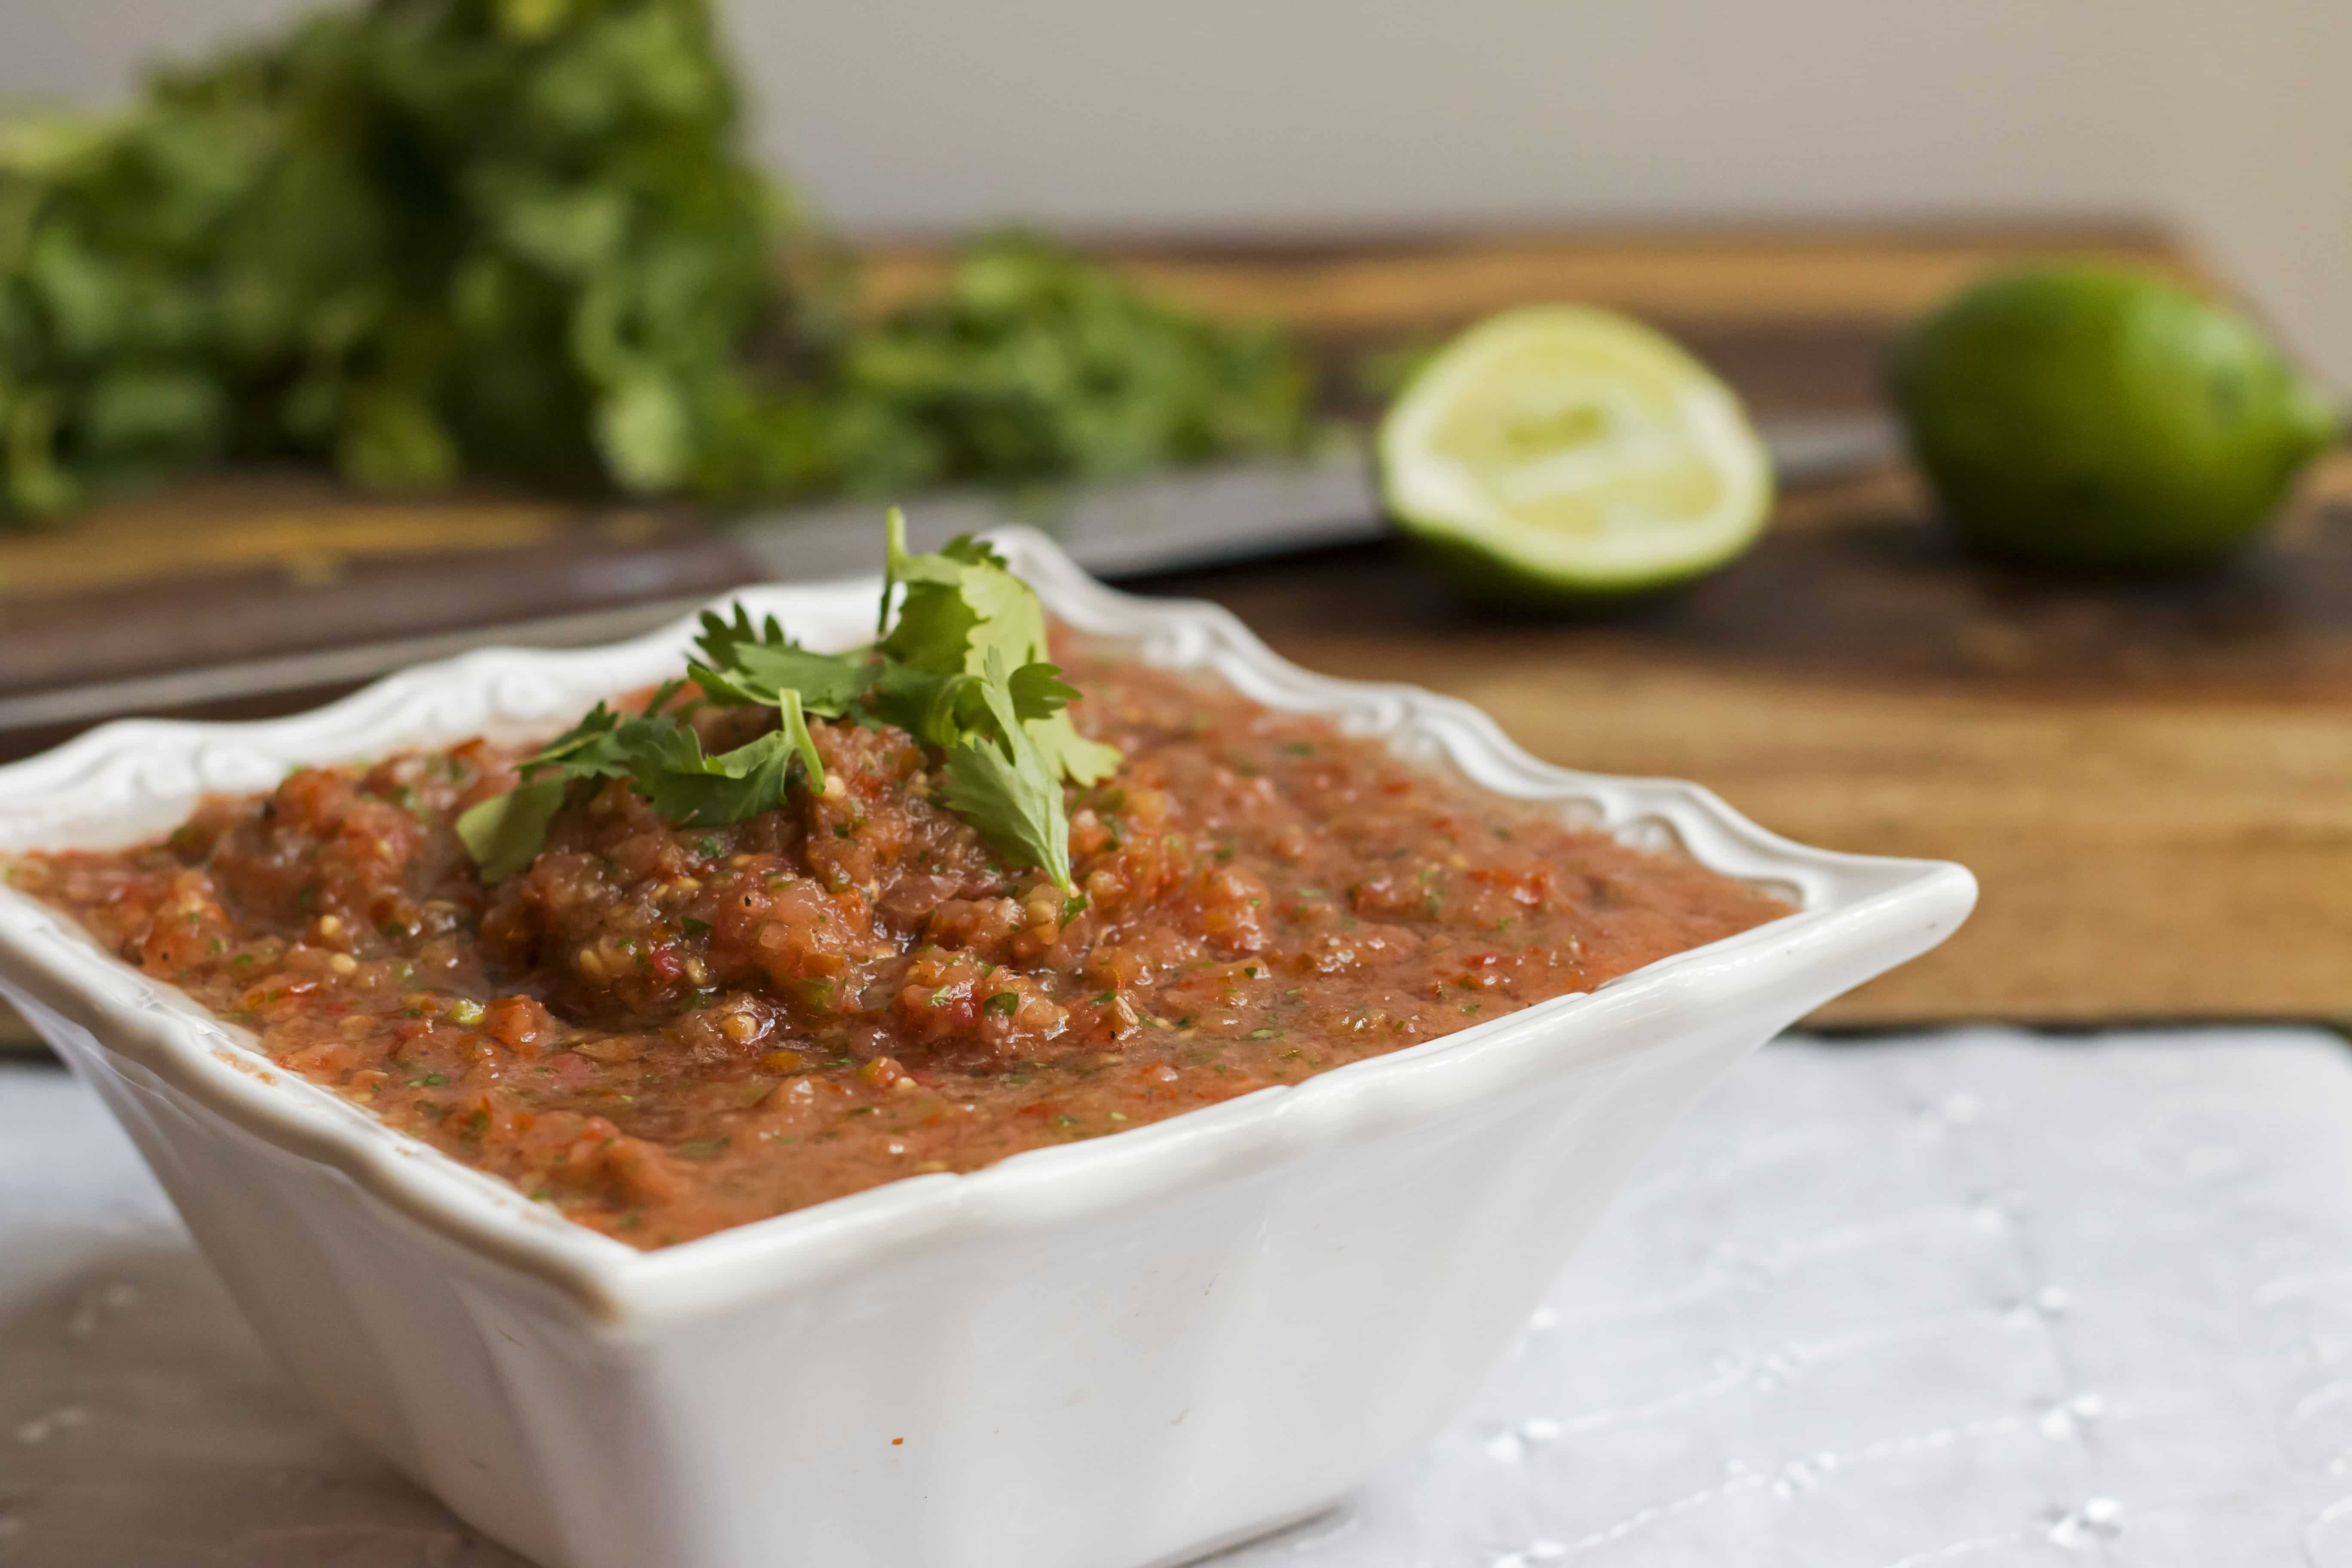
14,644 -> 1787,1248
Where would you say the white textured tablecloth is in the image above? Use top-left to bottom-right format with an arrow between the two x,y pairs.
6,1029 -> 2352,1567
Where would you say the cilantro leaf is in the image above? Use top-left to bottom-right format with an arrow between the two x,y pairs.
454,699 -> 642,883
691,605 -> 790,674
454,780 -> 567,884
942,738 -> 1067,889
462,680 -> 825,881
697,641 -> 866,716
940,535 -> 1011,570
689,609 -> 864,712
879,511 -> 1043,678
878,509 -> 985,674
937,650 -> 1074,890
862,654 -> 1082,753
1007,660 -> 1081,722
522,701 -> 634,782
861,660 -> 975,747
877,511 -> 1121,784
1026,701 -> 1121,786
630,722 -> 808,827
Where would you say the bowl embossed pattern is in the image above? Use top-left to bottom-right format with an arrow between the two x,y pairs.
0,533 -> 1972,1568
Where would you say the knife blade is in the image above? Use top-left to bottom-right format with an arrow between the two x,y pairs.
729,412 -> 1898,582
0,412 -> 1898,740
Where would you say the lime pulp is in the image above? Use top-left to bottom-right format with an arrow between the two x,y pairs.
1379,305 -> 1773,600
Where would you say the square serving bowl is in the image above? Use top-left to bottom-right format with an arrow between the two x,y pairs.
0,531 -> 1972,1568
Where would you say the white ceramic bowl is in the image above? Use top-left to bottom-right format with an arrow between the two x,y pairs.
0,532 -> 1972,1568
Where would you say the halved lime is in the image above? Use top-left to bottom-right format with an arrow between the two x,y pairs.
1379,305 -> 1773,600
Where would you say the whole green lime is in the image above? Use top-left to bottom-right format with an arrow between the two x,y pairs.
1891,265 -> 2338,569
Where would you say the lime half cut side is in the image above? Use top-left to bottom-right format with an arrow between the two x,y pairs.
1379,305 -> 1773,600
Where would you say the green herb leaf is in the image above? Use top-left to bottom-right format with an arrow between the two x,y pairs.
877,509 -> 986,674
523,700 -> 637,783
939,649 -> 1073,890
860,659 -> 974,747
877,511 -> 1120,784
827,232 -> 1314,497
1027,711 -> 1122,790
1006,660 -> 1081,722
690,603 -> 787,671
625,715 -> 810,826
455,779 -> 567,883
688,606 -> 865,715
464,689 -> 820,879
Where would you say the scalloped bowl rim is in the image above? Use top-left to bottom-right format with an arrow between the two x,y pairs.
0,527 -> 1972,1329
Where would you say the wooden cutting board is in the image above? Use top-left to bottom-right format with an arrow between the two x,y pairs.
4,224 -> 2340,1029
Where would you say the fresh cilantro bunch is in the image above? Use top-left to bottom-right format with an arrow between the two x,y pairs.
2,0 -> 824,522
0,3 -> 1313,525
824,231 -> 1315,496
456,511 -> 1120,889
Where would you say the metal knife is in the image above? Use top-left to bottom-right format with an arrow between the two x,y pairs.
0,413 -> 1898,738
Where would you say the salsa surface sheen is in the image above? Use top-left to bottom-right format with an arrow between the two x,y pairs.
15,644 -> 1787,1248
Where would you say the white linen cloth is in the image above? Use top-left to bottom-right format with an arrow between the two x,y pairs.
5,1029 -> 2351,1567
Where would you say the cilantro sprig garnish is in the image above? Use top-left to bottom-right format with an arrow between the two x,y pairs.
456,512 -> 1118,890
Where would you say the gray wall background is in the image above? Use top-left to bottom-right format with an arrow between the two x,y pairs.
8,0 -> 2348,383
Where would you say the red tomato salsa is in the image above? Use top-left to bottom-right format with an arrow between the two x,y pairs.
12,647 -> 1787,1247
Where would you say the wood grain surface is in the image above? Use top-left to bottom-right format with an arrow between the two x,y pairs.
6,223 -> 2340,1032
854,223 -> 2213,330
